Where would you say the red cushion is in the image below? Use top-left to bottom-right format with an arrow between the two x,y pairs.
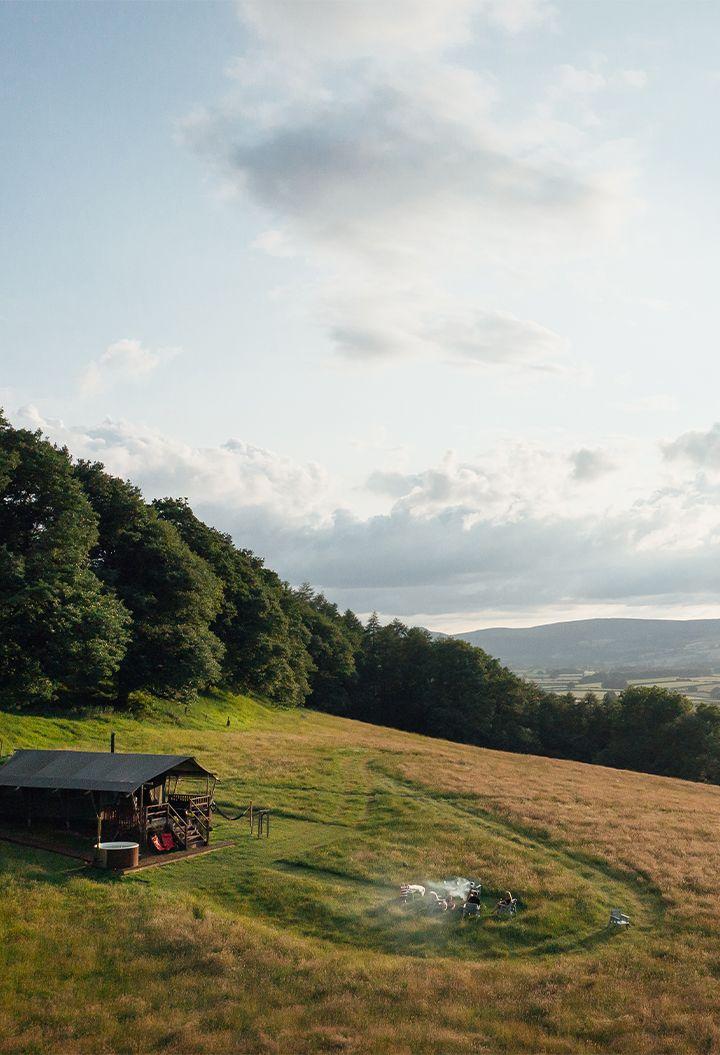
160,832 -> 175,850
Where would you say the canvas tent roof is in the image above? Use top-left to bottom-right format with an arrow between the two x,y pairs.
0,750 -> 214,794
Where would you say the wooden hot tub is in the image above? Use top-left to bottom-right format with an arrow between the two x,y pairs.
95,841 -> 139,870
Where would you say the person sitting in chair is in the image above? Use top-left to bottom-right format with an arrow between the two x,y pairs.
497,890 -> 514,908
465,887 -> 481,906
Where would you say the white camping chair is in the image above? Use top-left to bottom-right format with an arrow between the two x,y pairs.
495,898 -> 518,917
609,908 -> 630,927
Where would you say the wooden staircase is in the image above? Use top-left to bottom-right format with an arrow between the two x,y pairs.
145,797 -> 211,850
185,802 -> 210,847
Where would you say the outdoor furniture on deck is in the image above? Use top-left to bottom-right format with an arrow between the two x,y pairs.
144,792 -> 211,850
150,831 -> 177,853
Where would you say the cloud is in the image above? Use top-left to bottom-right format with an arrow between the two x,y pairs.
261,465 -> 720,618
181,1 -> 639,376
79,339 -> 179,396
429,307 -> 568,371
231,485 -> 720,620
484,0 -> 556,33
191,68 -> 625,264
364,445 -> 627,524
13,408 -> 720,622
327,287 -> 569,370
663,423 -> 720,469
569,448 -> 616,482
237,0 -> 554,59
237,0 -> 474,57
15,405 -> 329,523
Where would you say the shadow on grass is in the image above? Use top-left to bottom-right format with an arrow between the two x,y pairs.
274,858 -> 387,887
0,840 -> 94,886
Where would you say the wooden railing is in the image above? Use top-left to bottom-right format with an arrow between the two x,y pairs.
186,803 -> 210,844
145,802 -> 186,847
169,793 -> 212,809
145,803 -> 168,824
167,801 -> 186,831
144,796 -> 211,848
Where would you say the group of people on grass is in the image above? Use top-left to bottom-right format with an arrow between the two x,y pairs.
426,886 -> 515,914
463,887 -> 515,913
401,881 -> 517,916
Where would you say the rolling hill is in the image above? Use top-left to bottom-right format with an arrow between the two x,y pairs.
1,691 -> 719,1053
455,617 -> 720,672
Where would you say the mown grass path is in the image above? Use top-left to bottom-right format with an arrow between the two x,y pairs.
372,762 -> 664,955
132,744 -> 661,963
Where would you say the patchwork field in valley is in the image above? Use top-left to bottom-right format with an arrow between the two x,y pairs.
529,670 -> 720,705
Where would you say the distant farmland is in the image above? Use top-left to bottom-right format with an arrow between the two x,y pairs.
528,670 -> 720,705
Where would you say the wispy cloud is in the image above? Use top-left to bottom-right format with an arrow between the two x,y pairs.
236,0 -> 555,58
79,339 -> 180,396
326,288 -> 570,371
181,1 -> 641,376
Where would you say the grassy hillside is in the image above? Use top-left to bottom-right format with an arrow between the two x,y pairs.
1,694 -> 719,1054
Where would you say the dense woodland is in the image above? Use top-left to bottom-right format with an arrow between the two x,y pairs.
3,412 -> 720,784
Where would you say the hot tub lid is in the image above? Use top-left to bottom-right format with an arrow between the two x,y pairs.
96,841 -> 139,850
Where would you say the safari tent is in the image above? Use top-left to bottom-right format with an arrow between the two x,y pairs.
0,749 -> 216,850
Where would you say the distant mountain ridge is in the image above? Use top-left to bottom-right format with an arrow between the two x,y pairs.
451,617 -> 720,673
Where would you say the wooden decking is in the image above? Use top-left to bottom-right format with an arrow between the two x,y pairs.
115,840 -> 233,874
0,827 -> 232,872
0,828 -> 94,862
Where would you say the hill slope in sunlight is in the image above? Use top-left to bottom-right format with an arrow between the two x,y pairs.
458,616 -> 720,672
1,693 -> 719,1055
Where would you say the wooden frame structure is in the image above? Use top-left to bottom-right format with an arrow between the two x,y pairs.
0,749 -> 217,852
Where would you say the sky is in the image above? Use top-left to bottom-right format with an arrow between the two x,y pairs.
3,0 -> 720,632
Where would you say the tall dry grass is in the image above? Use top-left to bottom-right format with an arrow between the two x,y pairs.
2,695 -> 720,1053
